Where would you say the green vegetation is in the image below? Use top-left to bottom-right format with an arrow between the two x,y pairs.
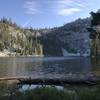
67,48 -> 77,53
87,10 -> 100,57
16,87 -> 75,100
0,85 -> 100,100
91,10 -> 100,26
0,18 -> 43,56
13,86 -> 100,100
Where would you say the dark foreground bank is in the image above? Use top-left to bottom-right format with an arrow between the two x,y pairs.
0,83 -> 100,100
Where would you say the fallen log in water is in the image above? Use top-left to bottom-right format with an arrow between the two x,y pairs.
0,77 -> 25,81
0,77 -> 27,84
0,76 -> 100,86
18,76 -> 100,86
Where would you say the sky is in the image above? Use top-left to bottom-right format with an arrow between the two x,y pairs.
0,0 -> 100,28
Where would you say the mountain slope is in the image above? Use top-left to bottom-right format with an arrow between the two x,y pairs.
40,18 -> 91,56
0,17 -> 91,56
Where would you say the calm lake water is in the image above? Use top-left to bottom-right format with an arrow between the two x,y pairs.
0,57 -> 100,78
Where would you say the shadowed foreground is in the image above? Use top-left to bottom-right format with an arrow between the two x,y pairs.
0,84 -> 100,100
0,75 -> 100,100
16,87 -> 100,100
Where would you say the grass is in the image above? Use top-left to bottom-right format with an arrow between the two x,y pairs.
14,86 -> 100,100
15,87 -> 75,100
0,84 -> 100,100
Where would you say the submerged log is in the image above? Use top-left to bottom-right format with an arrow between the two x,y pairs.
0,76 -> 100,86
18,76 -> 100,86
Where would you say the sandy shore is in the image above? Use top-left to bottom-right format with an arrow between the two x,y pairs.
0,52 -> 9,57
0,50 -> 43,57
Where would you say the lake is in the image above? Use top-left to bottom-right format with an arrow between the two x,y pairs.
0,57 -> 99,78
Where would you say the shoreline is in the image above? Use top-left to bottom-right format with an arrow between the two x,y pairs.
0,52 -> 90,58
0,51 -> 44,57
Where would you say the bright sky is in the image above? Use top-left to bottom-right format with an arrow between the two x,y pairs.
0,0 -> 99,28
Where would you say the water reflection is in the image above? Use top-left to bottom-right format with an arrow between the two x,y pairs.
0,57 -> 99,78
